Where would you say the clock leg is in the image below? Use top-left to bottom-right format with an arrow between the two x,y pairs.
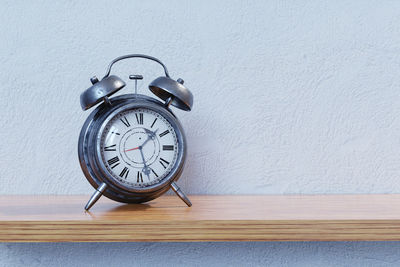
84,183 -> 107,211
170,182 -> 192,207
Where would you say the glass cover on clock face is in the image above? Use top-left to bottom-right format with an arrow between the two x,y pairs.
99,107 -> 179,188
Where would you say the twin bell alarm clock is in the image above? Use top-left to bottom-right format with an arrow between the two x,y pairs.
78,54 -> 193,210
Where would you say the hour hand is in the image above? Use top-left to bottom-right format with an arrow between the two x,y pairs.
140,128 -> 158,148
143,128 -> 158,138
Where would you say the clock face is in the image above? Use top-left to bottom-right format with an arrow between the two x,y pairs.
99,107 -> 180,189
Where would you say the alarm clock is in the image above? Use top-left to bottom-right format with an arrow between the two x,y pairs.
78,54 -> 193,211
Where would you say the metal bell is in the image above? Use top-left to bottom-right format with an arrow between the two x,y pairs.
149,76 -> 193,111
80,75 -> 126,110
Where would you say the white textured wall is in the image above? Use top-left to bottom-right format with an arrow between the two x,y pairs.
1,1 -> 400,266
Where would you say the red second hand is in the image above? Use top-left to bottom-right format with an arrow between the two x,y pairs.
124,146 -> 140,152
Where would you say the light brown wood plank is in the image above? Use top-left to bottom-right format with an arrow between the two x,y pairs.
1,195 -> 400,242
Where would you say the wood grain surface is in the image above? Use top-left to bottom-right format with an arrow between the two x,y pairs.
1,194 -> 400,242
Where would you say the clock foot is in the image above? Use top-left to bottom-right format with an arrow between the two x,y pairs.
84,183 -> 107,211
170,182 -> 192,207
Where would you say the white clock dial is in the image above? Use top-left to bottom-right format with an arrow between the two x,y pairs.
99,107 -> 179,188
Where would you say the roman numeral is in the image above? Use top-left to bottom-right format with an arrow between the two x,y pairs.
163,145 -> 174,151
119,167 -> 129,179
136,113 -> 143,125
137,171 -> 143,183
107,156 -> 120,169
151,168 -> 158,177
151,118 -> 157,128
104,144 -> 116,151
159,130 -> 170,138
159,157 -> 170,169
120,116 -> 130,127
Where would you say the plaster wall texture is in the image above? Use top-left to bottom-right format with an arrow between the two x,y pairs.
1,0 -> 400,266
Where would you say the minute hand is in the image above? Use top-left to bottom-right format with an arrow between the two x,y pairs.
139,147 -> 151,181
138,128 -> 158,181
140,128 -> 158,148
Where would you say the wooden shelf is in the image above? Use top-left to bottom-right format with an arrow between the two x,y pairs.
1,194 -> 400,242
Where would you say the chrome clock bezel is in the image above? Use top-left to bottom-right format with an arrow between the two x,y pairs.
78,94 -> 187,203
